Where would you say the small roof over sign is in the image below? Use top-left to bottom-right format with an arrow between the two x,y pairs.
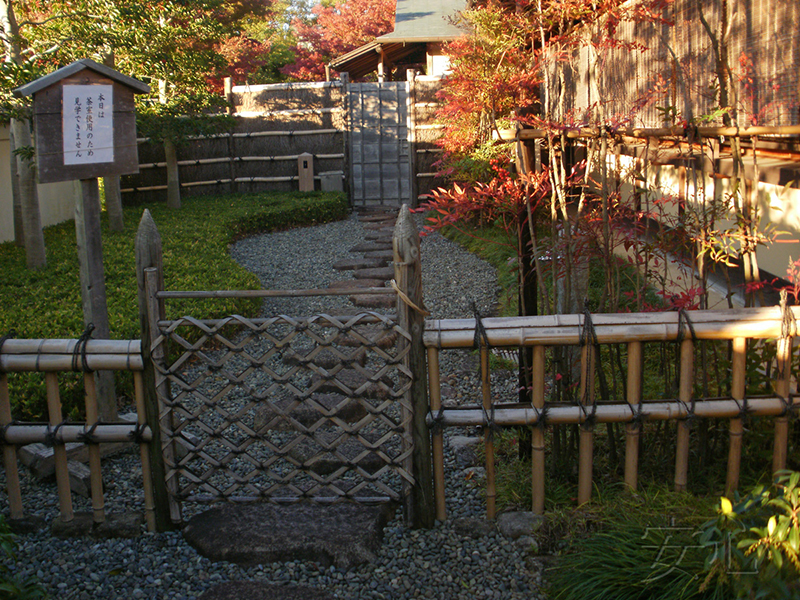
13,58 -> 151,98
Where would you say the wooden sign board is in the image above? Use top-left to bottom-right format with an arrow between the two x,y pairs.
14,59 -> 150,184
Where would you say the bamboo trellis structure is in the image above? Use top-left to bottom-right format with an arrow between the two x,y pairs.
424,305 -> 799,520
0,338 -> 156,531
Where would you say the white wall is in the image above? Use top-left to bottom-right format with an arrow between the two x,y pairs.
0,124 -> 78,244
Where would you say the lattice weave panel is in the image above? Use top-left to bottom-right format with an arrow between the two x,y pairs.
150,312 -> 415,504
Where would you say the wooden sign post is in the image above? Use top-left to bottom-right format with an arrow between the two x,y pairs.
15,59 -> 150,421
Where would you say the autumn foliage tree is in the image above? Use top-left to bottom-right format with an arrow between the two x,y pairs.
281,0 -> 395,81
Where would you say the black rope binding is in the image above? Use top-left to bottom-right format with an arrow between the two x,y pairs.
429,405 -> 446,434
129,422 -> 148,444
0,330 -> 15,373
578,307 -> 601,428
72,324 -> 95,372
78,421 -> 101,445
472,303 -> 498,438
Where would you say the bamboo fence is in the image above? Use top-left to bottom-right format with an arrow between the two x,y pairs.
0,337 -> 156,531
424,304 -> 799,520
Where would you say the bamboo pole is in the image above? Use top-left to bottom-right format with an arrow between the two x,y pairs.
727,338 -> 747,495
674,339 -> 694,492
424,396 -> 789,427
46,372 -> 73,522
83,372 -> 105,524
0,423 -> 151,445
0,373 -> 23,520
427,346 -> 446,521
773,292 -> 794,473
134,371 -> 157,532
495,124 -> 800,141
624,341 -> 642,490
0,354 -> 144,372
1,339 -> 141,355
423,307 -> 800,348
157,287 -> 394,299
578,342 -> 596,505
139,153 -> 346,169
481,344 -> 496,519
531,345 -> 546,514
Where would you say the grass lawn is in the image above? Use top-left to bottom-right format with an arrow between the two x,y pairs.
1,190 -> 348,419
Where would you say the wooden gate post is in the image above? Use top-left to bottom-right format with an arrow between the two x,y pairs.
393,205 -> 434,528
135,210 -> 173,531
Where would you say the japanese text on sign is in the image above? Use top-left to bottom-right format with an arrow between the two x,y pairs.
62,85 -> 114,165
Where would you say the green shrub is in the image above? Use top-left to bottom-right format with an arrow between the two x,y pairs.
0,191 -> 348,420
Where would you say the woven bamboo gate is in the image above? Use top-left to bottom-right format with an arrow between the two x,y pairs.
425,302 -> 799,520
136,206 -> 434,528
0,336 -> 156,531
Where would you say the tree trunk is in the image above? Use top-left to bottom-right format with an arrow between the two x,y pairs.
11,118 -> 46,270
9,124 -> 24,247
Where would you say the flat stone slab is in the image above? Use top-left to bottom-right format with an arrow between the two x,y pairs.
327,278 -> 386,290
350,294 -> 396,309
51,512 -> 144,539
183,502 -> 394,568
363,222 -> 393,231
349,242 -> 393,253
254,392 -> 368,430
310,368 -> 393,399
364,232 -> 393,242
332,258 -> 386,271
199,582 -> 335,600
353,266 -> 395,281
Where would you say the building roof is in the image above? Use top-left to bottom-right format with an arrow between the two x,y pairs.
329,0 -> 466,78
14,58 -> 150,97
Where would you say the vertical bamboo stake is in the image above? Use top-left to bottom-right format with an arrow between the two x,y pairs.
427,347 -> 446,521
531,345 -> 546,514
0,373 -> 23,520
726,337 -> 747,495
83,372 -> 105,524
134,371 -> 157,532
674,338 -> 694,492
46,372 -> 73,522
481,344 -> 496,519
773,292 -> 794,473
393,206 -> 434,528
624,341 -> 642,490
577,342 -> 595,505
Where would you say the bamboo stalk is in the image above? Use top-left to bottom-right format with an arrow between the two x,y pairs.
1,339 -> 141,355
425,396 -> 790,427
624,341 -> 642,490
0,374 -> 23,520
481,345 -> 496,519
140,153 -> 346,169
46,373 -> 73,522
727,338 -> 747,495
674,339 -> 694,492
531,346 -> 546,514
134,372 -> 157,532
578,342 -> 596,505
427,347 -> 446,521
83,373 -> 105,524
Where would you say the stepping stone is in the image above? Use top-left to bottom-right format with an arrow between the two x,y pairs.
350,294 -> 396,309
353,266 -> 395,280
349,242 -> 392,253
335,325 -> 398,349
332,258 -> 385,271
254,392 -> 368,431
358,214 -> 396,223
363,250 -> 394,260
52,512 -> 144,539
365,231 -> 393,242
289,431 -> 385,475
183,501 -> 394,568
311,368 -> 394,399
328,278 -> 386,290
283,346 -> 368,368
363,222 -> 393,231
199,581 -> 335,600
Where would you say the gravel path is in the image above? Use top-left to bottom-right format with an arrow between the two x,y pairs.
1,212 -> 544,600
